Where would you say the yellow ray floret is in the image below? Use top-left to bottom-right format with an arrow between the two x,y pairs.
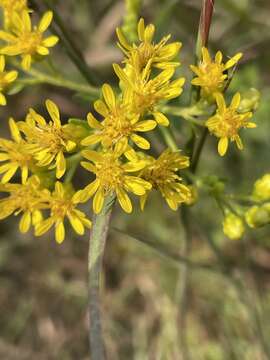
74,149 -> 152,214
0,176 -> 49,233
206,92 -> 256,156
18,99 -> 77,178
0,117 -> 33,184
0,0 -> 30,29
0,10 -> 59,70
81,83 -> 157,152
113,63 -> 185,121
116,18 -> 182,71
0,55 -> 18,105
139,149 -> 191,210
190,47 -> 242,99
35,182 -> 92,244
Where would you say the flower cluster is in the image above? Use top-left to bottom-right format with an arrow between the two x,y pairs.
0,18 -> 192,243
78,18 -> 191,214
0,0 -> 58,105
0,16 -> 262,244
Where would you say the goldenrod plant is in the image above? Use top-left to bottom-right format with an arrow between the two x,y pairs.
0,0 -> 269,358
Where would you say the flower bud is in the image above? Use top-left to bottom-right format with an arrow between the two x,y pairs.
253,174 -> 270,201
245,206 -> 270,228
223,213 -> 245,240
238,88 -> 260,113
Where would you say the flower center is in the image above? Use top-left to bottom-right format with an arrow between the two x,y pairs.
95,154 -> 124,193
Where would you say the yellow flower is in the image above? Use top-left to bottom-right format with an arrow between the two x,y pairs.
75,149 -> 152,214
252,174 -> 270,201
19,99 -> 77,179
206,93 -> 256,156
0,0 -> 29,29
0,176 -> 48,233
116,18 -> 182,71
35,182 -> 92,244
223,212 -> 245,240
0,10 -> 59,70
190,47 -> 242,99
139,149 -> 191,210
245,205 -> 270,229
113,63 -> 185,123
0,55 -> 18,105
81,84 -> 157,151
0,117 -> 33,183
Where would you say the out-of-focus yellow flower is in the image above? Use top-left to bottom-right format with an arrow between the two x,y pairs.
252,174 -> 270,201
0,118 -> 33,183
35,182 -> 92,244
0,176 -> 48,233
190,47 -> 242,99
116,18 -> 182,71
81,84 -> 157,151
0,0 -> 29,29
223,212 -> 245,240
184,185 -> 198,206
0,55 -> 18,105
139,149 -> 191,210
19,99 -> 76,179
74,149 -> 151,214
245,205 -> 270,228
0,10 -> 58,70
206,93 -> 256,156
113,63 -> 185,123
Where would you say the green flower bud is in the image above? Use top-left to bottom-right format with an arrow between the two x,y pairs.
253,174 -> 270,201
245,206 -> 270,228
238,88 -> 260,113
223,213 -> 245,240
185,185 -> 198,206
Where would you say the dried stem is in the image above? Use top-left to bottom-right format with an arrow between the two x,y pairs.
88,196 -> 115,360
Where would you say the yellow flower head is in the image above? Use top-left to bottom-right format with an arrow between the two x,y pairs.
0,118 -> 33,184
0,176 -> 48,233
81,84 -> 157,152
0,10 -> 59,70
0,0 -> 29,29
0,55 -> 18,105
139,149 -> 191,210
113,63 -> 185,122
116,18 -> 182,71
75,149 -> 152,214
222,212 -> 245,240
19,99 -> 77,179
252,174 -> 270,201
245,205 -> 270,229
190,47 -> 242,99
35,182 -> 92,244
206,92 -> 256,156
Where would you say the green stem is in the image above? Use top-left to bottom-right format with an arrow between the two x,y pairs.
190,127 -> 208,173
160,105 -> 206,126
65,153 -> 82,184
16,64 -> 100,98
158,126 -> 178,151
88,195 -> 115,360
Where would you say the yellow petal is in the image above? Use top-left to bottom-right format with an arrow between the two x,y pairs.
134,120 -> 157,132
4,70 -> 18,83
9,118 -> 21,143
230,92 -> 241,109
56,151 -> 66,178
87,112 -> 102,129
19,211 -> 31,233
137,18 -> 145,41
42,36 -> 59,47
116,187 -> 132,213
218,137 -> 228,156
21,55 -> 32,71
102,84 -> 116,109
153,112 -> 169,126
55,221 -> 65,244
130,134 -> 150,150
0,56 -> 5,72
0,93 -> 6,106
68,213 -> 84,235
46,99 -> 61,126
38,11 -> 53,33
235,135 -> 243,150
93,188 -> 105,214
215,93 -> 226,113
224,53 -> 243,70
35,218 -> 54,236
37,46 -> 49,55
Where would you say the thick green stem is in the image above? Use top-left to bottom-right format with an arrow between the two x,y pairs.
88,196 -> 115,360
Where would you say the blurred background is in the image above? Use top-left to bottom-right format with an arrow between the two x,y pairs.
0,0 -> 270,359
